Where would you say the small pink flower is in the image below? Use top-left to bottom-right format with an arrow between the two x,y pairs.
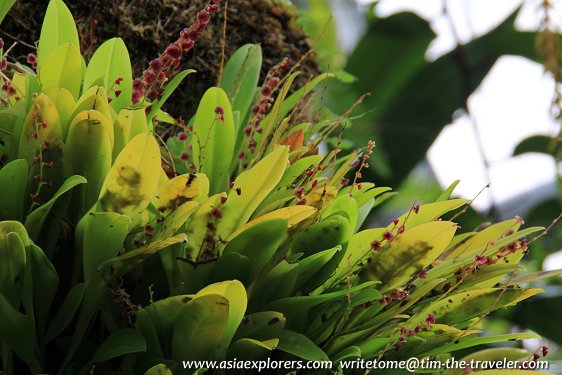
27,53 -> 37,65
424,313 -> 436,329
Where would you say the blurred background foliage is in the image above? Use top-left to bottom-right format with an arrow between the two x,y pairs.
296,0 -> 562,365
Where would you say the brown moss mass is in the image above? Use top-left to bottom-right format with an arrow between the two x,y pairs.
2,0 -> 319,119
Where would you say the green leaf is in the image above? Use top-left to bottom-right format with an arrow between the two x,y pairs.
220,44 -> 262,128
99,234 -> 186,280
413,288 -> 543,328
113,107 -> 149,160
446,219 -> 521,260
292,215 -> 352,257
250,260 -> 299,311
193,280 -> 248,358
171,294 -> 229,361
436,180 -> 460,201
146,69 -> 195,124
78,212 -> 131,284
218,146 -> 289,240
506,268 -> 562,285
39,43 -> 82,100
233,311 -> 286,342
24,243 -> 58,337
320,228 -> 385,291
98,133 -> 161,223
144,364 -> 174,375
0,0 -> 15,24
0,159 -> 28,221
24,175 -> 87,240
294,246 -> 341,291
0,293 -> 41,372
268,283 -> 378,320
363,221 -> 457,292
277,155 -> 323,188
92,328 -> 147,363
192,87 -> 236,194
223,218 -> 287,279
228,338 -> 278,361
277,329 -> 329,361
0,221 -> 28,305
66,110 -> 113,217
513,134 -> 560,157
422,333 -> 541,357
37,0 -> 79,67
45,282 -> 85,343
83,38 -> 133,112
136,295 -> 196,357
392,199 -> 468,231
43,87 -> 77,138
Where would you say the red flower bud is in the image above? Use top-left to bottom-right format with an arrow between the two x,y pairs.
424,313 -> 436,329
27,53 -> 37,65
187,28 -> 199,40
133,79 -> 144,91
180,38 -> 194,51
261,86 -> 272,97
382,231 -> 394,241
197,10 -> 210,25
165,44 -> 182,60
149,58 -> 164,72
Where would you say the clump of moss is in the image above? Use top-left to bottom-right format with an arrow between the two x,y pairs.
2,0 -> 319,119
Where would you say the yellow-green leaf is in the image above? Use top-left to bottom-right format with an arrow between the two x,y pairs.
83,38 -> 132,112
364,221 -> 457,292
194,280 -> 248,358
218,146 -> 289,240
446,219 -> 521,260
37,0 -> 79,66
192,87 -> 235,194
98,133 -> 161,222
227,205 -> 316,241
39,43 -> 82,99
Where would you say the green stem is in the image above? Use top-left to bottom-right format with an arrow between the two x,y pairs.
2,343 -> 14,375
